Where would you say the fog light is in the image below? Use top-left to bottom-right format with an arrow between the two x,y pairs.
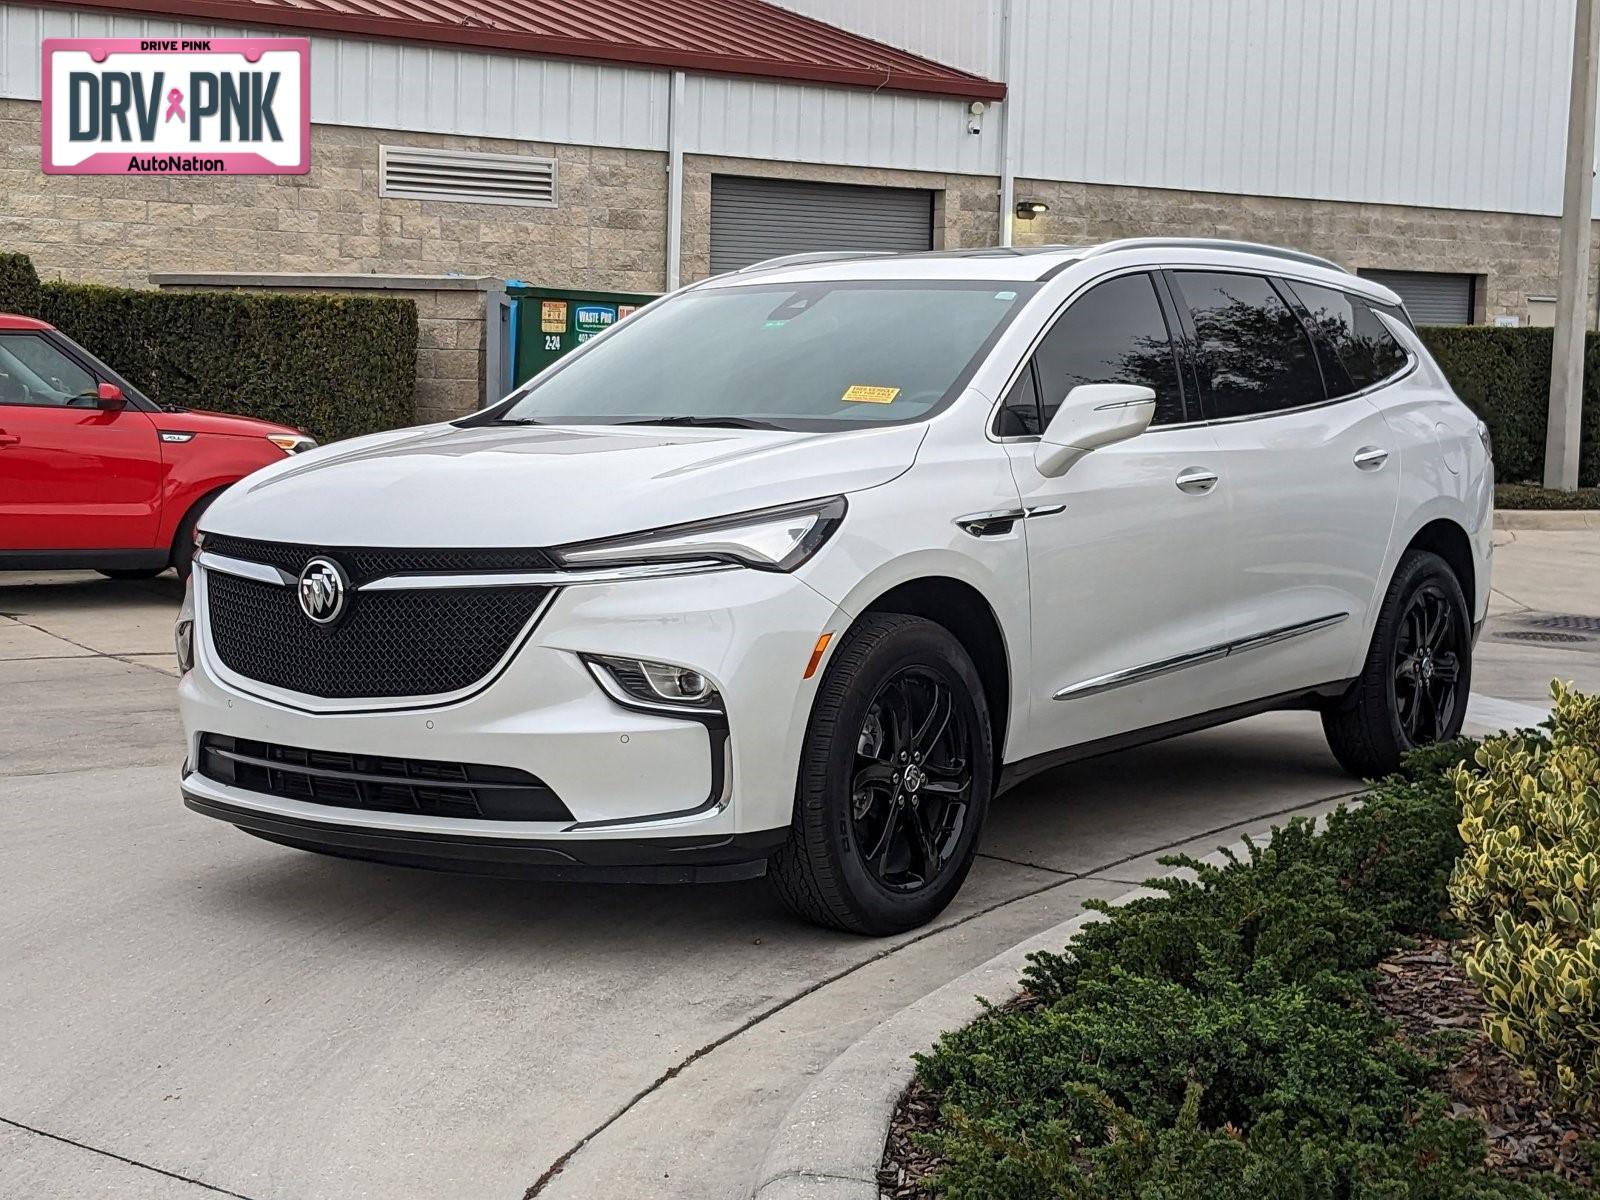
585,654 -> 723,713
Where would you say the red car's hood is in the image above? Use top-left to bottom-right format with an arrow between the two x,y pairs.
154,406 -> 303,438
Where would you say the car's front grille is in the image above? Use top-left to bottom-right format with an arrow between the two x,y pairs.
197,734 -> 572,822
205,569 -> 550,699
201,536 -> 555,700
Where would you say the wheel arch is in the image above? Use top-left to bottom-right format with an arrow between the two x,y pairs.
1402,517 -> 1475,613
168,483 -> 232,562
854,576 -> 1012,774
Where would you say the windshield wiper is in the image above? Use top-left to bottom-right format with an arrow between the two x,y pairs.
613,415 -> 782,431
487,416 -> 544,425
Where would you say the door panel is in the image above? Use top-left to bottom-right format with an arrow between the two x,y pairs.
1203,399 -> 1400,694
0,404 -> 163,550
1004,270 -> 1231,758
1008,428 -> 1232,756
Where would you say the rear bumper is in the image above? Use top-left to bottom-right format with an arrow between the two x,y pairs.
183,786 -> 788,882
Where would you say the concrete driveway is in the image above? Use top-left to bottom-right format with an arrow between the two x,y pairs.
3,529 -> 1598,1200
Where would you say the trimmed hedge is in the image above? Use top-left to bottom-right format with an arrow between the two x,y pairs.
1496,483 -> 1600,511
1421,326 -> 1600,489
0,252 -> 416,443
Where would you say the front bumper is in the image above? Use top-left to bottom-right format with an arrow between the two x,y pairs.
179,561 -> 844,858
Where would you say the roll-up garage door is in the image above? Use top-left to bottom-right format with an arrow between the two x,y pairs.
709,175 -> 934,274
1357,270 -> 1475,325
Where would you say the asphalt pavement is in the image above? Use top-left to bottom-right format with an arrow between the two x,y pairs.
2,528 -> 1597,1200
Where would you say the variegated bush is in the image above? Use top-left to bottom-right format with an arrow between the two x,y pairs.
1449,681 -> 1600,1112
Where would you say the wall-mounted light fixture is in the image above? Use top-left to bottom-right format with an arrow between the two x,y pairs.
1015,200 -> 1050,220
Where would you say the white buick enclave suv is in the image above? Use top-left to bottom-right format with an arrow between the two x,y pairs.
176,239 -> 1492,934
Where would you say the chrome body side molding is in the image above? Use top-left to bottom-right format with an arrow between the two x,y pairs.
1054,612 -> 1349,701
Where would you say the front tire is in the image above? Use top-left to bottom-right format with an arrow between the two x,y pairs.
1322,550 -> 1472,778
769,614 -> 993,935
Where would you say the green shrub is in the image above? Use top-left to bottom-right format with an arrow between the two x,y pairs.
1450,682 -> 1600,1113
910,743 -> 1585,1198
0,253 -> 416,443
1495,484 -> 1600,511
1420,326 -> 1600,488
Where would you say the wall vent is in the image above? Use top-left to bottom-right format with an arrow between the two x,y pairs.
379,146 -> 557,208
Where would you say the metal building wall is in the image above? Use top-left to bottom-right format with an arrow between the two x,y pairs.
768,0 -> 1004,79
4,0 -> 1592,216
778,0 -> 1586,219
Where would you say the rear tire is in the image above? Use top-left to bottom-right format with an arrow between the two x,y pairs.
769,613 -> 993,935
1322,550 -> 1472,778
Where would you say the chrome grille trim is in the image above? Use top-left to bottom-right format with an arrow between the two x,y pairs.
358,560 -> 736,591
196,551 -> 295,586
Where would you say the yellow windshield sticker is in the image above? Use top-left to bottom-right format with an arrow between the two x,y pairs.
842,385 -> 900,405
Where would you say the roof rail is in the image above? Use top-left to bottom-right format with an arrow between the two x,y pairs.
734,250 -> 898,274
1079,237 -> 1345,273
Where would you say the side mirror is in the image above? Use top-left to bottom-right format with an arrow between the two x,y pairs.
94,382 -> 125,409
1034,383 -> 1156,477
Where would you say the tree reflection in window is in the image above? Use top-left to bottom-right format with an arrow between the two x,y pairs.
1171,272 -> 1325,419
1285,281 -> 1409,396
1031,273 -> 1186,428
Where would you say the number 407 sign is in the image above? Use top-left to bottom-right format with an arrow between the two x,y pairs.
42,38 -> 309,175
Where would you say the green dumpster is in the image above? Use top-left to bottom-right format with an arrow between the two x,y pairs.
509,285 -> 656,387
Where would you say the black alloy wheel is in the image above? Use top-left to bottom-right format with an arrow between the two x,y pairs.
1322,549 -> 1473,778
770,613 -> 993,935
1391,581 -> 1465,746
848,666 -> 975,893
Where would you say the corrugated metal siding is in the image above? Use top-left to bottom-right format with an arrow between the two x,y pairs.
769,0 -> 1003,79
5,0 -> 1597,218
681,73 -> 996,176
1359,270 -> 1476,324
1009,0 -> 1577,216
709,175 -> 933,273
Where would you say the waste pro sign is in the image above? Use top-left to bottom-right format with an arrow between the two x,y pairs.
42,38 -> 309,175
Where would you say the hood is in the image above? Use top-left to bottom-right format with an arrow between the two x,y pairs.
202,420 -> 927,546
155,407 -> 302,438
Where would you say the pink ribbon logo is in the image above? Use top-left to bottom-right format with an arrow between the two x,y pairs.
164,87 -> 185,123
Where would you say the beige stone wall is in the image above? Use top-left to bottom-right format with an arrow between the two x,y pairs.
0,97 -> 668,294
678,154 -> 1002,282
1010,177 -> 1600,325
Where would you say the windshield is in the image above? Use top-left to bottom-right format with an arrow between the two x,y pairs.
481,280 -> 1038,431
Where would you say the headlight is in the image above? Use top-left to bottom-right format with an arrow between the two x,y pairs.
553,496 -> 846,573
267,433 -> 318,455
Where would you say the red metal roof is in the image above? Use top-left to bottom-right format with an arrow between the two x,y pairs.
44,0 -> 1005,99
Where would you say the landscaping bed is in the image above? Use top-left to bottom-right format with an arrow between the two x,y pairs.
881,689 -> 1600,1199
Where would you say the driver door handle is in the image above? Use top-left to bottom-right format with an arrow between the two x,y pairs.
0,431 -> 20,448
1175,467 -> 1218,494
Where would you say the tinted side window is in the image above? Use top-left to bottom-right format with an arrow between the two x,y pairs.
1172,272 -> 1324,418
1287,281 -> 1409,395
1032,273 -> 1185,428
997,362 -> 1042,436
0,333 -> 98,407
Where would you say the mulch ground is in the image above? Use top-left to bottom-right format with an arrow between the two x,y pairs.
1375,936 -> 1598,1186
878,936 -> 1598,1197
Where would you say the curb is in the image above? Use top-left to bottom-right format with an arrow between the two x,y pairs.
749,829 -> 1299,1200
1494,509 -> 1600,531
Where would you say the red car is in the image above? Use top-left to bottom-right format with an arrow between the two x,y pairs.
0,313 -> 315,581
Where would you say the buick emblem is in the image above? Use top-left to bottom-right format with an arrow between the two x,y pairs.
297,557 -> 348,625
